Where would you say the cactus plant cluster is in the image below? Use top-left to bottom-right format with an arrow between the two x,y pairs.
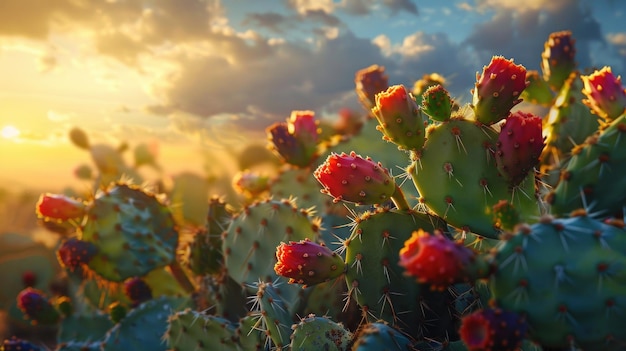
6,30 -> 626,351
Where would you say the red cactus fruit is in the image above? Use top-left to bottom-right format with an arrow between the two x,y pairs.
314,151 -> 396,205
2,336 -> 43,351
266,111 -> 319,168
472,56 -> 528,125
495,111 -> 545,187
16,287 -> 60,325
398,229 -> 475,291
334,108 -> 364,136
460,307 -> 528,351
36,193 -> 86,221
541,30 -> 577,91
355,64 -> 389,111
124,277 -> 153,307
372,84 -> 426,151
22,271 -> 37,288
274,238 -> 345,286
56,237 -> 98,271
582,66 -> 626,122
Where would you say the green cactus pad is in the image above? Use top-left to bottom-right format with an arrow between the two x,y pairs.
80,183 -> 179,282
101,296 -> 190,351
547,115 -> 626,217
245,281 -> 295,349
223,198 -> 320,287
410,116 -> 540,238
344,207 -> 455,340
491,214 -> 626,350
289,314 -> 352,351
352,322 -> 414,351
541,73 -> 600,173
165,309 -> 240,351
57,312 -> 114,344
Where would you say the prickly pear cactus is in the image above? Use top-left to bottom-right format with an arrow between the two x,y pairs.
490,214 -> 626,350
79,182 -> 179,282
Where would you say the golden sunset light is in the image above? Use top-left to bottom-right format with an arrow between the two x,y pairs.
0,125 -> 20,139
0,1 -> 625,349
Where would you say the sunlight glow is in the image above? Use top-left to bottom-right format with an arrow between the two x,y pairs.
1,125 -> 20,139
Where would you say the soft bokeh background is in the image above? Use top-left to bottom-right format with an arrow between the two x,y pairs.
0,0 -> 624,229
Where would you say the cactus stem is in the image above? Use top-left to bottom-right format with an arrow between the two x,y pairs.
168,260 -> 196,294
390,184 -> 411,211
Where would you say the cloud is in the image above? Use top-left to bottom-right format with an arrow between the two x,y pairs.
374,31 -> 478,98
243,12 -> 291,33
464,0 -> 605,73
382,0 -> 418,15
147,30 -> 390,126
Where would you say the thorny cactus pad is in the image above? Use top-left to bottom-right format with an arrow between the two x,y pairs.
314,151 -> 395,205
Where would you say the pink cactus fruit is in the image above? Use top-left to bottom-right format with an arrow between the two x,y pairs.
267,110 -> 319,167
56,237 -> 98,272
274,238 -> 345,287
495,111 -> 545,187
541,30 -> 577,91
16,287 -> 60,325
333,108 -> 364,136
372,84 -> 426,151
36,193 -> 86,221
581,66 -> 626,121
314,151 -> 395,205
472,56 -> 528,125
398,229 -> 476,291
459,307 -> 528,351
355,64 -> 389,111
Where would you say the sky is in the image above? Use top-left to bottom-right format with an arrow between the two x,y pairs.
0,0 -> 625,192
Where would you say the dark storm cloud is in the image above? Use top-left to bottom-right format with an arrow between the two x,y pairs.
243,12 -> 291,33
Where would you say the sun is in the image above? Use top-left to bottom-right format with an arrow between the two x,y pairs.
1,125 -> 20,139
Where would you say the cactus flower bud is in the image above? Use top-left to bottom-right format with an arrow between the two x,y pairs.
36,193 -> 86,221
472,56 -> 528,125
372,84 -> 426,151
57,237 -> 98,271
314,151 -> 396,205
460,307 -> 527,351
495,111 -> 545,187
16,287 -> 60,325
274,238 -> 345,286
399,229 -> 476,291
582,66 -> 626,122
267,111 -> 319,168
421,84 -> 453,122
355,64 -> 389,111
